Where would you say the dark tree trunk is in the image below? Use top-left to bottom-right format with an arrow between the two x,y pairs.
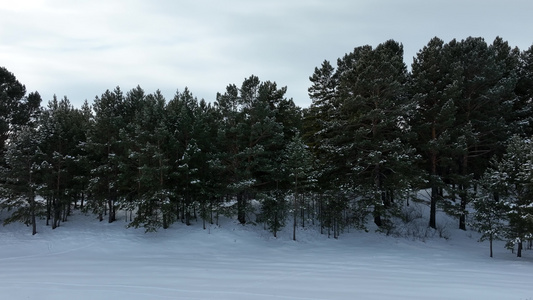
319,195 -> 324,235
273,209 -> 278,238
459,184 -> 467,231
52,197 -> 61,229
429,186 -> 438,229
374,214 -> 383,227
216,199 -> 220,226
489,236 -> 493,258
293,176 -> 298,241
373,164 -> 383,227
30,195 -> 37,235
185,209 -> 191,226
451,183 -> 456,202
98,203 -> 104,222
429,150 -> 438,229
333,218 -> 336,239
459,155 -> 468,231
179,201 -> 184,223
62,204 -> 68,222
210,198 -> 214,225
237,192 -> 246,224
107,198 -> 115,223
517,241 -> 523,258
310,195 -> 315,226
46,197 -> 51,226
301,196 -> 305,228
163,213 -> 168,229
79,191 -> 85,209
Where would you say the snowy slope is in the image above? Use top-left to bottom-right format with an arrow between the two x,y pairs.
0,207 -> 532,300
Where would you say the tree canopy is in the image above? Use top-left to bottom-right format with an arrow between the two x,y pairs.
1,36 -> 533,257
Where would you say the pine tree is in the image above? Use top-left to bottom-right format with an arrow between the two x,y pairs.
305,58 -> 350,193
71,100 -> 93,210
214,83 -> 247,222
475,136 -> 533,257
0,67 -> 42,233
259,191 -> 287,237
0,67 -> 41,160
194,99 -> 220,229
305,59 -> 352,233
336,40 -> 417,228
304,60 -> 337,152
38,96 -> 88,228
515,44 -> 533,136
501,137 -> 533,257
86,87 -> 125,223
472,167 -> 508,257
444,37 -> 518,230
166,88 -> 202,226
410,37 -> 462,229
128,91 -> 171,232
215,76 -> 287,225
1,125 -> 44,235
284,134 -> 314,240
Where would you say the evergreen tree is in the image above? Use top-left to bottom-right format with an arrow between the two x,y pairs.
336,40 -> 417,228
284,134 -> 314,240
0,67 -> 41,160
515,44 -> 533,136
304,59 -> 336,152
410,37 -> 462,229
445,37 -> 517,230
71,100 -> 93,210
116,86 -> 146,222
318,191 -> 350,238
167,88 -> 202,226
38,96 -> 87,228
472,167 -> 508,257
194,99 -> 220,229
305,59 -> 352,234
128,91 -> 171,232
475,136 -> 533,257
86,87 -> 125,223
214,83 -> 247,221
215,76 -> 287,225
259,189 -> 288,238
490,37 -> 521,137
1,125 -> 44,235
305,58 -> 350,193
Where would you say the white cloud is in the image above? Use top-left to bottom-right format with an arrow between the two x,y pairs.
1,0 -> 533,107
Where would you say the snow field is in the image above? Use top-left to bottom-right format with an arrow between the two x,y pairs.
0,207 -> 532,300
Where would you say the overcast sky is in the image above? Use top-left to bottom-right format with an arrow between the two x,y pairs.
2,0 -> 532,108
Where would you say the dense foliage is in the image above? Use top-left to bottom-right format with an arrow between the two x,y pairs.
1,37 -> 533,257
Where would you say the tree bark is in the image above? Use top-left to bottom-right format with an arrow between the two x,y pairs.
373,164 -> 383,227
429,149 -> 438,229
30,195 -> 37,235
107,198 -> 115,223
429,186 -> 438,229
293,175 -> 298,241
237,192 -> 246,224
489,236 -> 493,258
163,213 -> 169,229
459,154 -> 468,231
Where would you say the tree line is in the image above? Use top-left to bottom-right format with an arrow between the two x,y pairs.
1,36 -> 533,257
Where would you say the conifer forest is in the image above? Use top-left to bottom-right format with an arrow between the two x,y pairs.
2,36 -> 533,258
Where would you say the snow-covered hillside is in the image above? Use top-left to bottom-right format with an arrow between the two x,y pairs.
0,207 -> 532,300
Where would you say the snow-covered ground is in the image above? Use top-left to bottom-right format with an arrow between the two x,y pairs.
0,205 -> 532,300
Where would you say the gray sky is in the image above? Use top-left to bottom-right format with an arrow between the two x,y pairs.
1,0 -> 532,108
